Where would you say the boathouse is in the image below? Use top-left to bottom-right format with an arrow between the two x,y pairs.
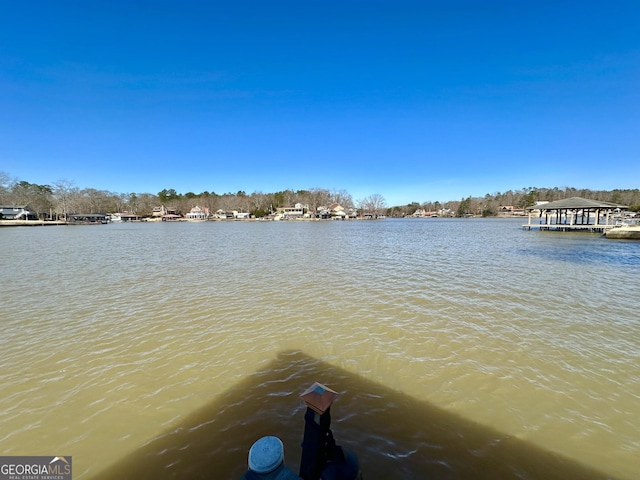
523,197 -> 627,233
68,213 -> 109,224
111,212 -> 144,222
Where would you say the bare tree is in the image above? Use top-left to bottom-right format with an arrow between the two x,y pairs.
198,192 -> 219,217
78,188 -> 110,213
300,188 -> 330,215
330,189 -> 354,208
52,180 -> 78,219
249,192 -> 270,216
357,193 -> 387,217
0,171 -> 14,203
217,194 -> 238,213
135,193 -> 158,216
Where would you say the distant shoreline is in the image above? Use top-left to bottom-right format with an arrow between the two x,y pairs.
0,215 -> 529,227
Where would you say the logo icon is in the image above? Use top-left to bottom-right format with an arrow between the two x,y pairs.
0,456 -> 72,479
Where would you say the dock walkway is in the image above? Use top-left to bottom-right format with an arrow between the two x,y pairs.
0,220 -> 68,227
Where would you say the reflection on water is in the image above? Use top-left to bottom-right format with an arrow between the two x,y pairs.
517,234 -> 640,267
1,219 -> 639,479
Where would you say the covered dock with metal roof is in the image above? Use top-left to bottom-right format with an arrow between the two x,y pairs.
523,197 -> 627,232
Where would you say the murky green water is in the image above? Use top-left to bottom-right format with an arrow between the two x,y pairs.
1,219 -> 638,479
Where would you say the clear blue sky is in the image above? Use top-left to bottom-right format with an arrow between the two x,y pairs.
1,1 -> 638,205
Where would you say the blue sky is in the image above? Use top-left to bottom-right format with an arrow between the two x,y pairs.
1,1 -> 638,205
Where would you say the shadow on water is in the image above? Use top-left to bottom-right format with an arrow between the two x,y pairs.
91,350 -> 611,480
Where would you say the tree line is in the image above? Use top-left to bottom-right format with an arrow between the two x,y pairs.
0,172 -> 390,219
1,171 -> 638,219
446,187 -> 640,218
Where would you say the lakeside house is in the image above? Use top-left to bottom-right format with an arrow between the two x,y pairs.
152,205 -> 168,218
272,203 -> 308,220
0,205 -> 38,220
412,209 -> 438,218
185,206 -> 210,220
412,208 -> 452,217
152,205 -> 180,218
278,203 -> 306,220
331,204 -> 347,219
283,204 -> 305,219
327,203 -> 357,219
498,205 -> 526,216
211,209 -> 234,219
150,205 -> 183,221
323,203 -> 358,220
316,207 -> 331,219
272,203 -> 359,220
210,209 -> 250,220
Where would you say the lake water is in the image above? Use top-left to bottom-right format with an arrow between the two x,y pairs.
1,218 -> 638,479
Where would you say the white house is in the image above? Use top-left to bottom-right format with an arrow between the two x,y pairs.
186,206 -> 210,220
